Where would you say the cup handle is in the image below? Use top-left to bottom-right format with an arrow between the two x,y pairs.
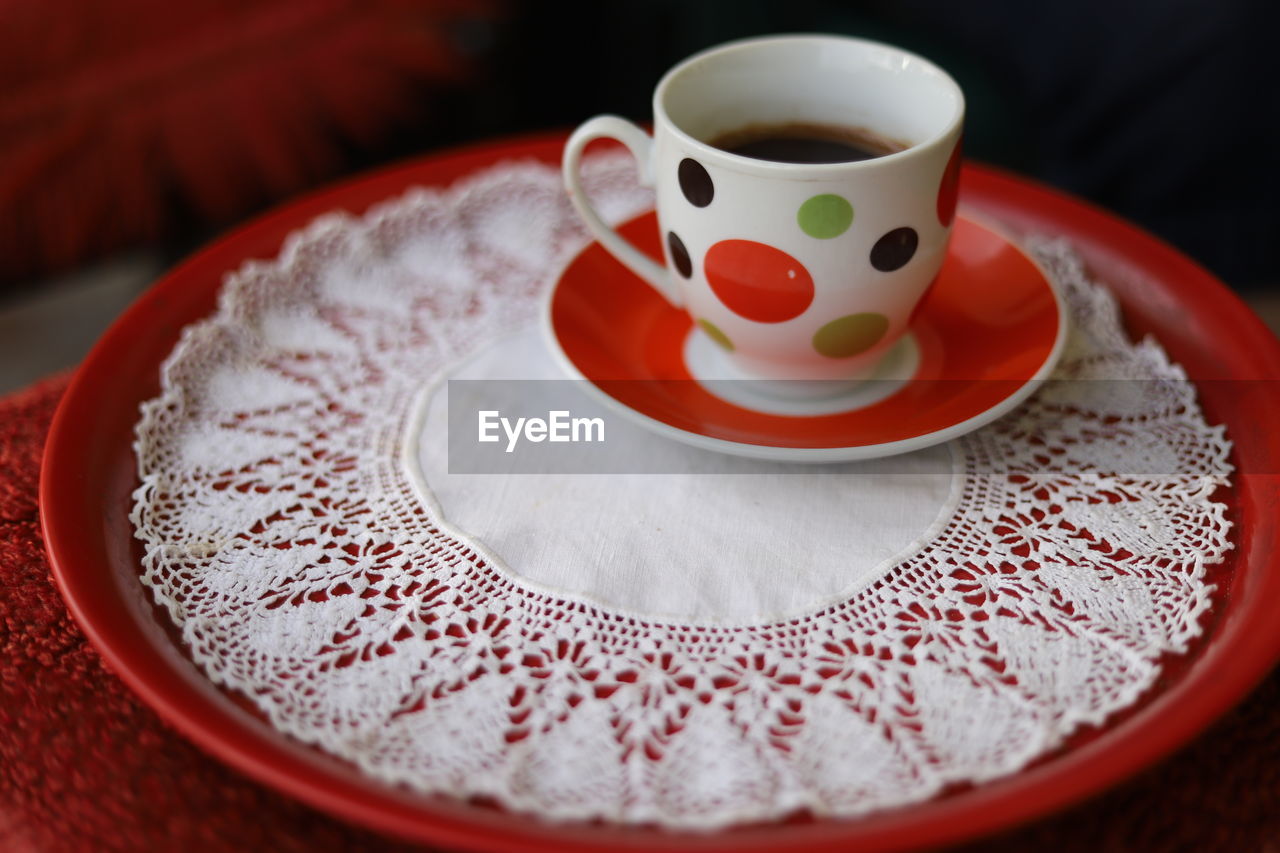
563,116 -> 683,308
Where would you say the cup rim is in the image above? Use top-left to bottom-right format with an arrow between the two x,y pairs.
652,33 -> 966,178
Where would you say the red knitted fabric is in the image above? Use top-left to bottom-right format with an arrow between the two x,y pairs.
0,0 -> 494,289
1,374 -> 1277,852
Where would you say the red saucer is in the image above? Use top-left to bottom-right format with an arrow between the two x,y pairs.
547,211 -> 1066,460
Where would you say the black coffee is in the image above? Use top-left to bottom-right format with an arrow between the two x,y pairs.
709,122 -> 907,164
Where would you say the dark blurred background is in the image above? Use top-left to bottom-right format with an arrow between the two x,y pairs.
1,0 -> 1276,389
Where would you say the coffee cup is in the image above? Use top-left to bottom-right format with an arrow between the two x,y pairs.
562,34 -> 964,389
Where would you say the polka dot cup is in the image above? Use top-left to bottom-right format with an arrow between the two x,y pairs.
564,35 -> 965,387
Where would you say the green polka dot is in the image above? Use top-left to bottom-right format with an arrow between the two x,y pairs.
812,313 -> 889,358
797,194 -> 854,239
698,318 -> 734,351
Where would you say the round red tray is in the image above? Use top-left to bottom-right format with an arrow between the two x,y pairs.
40,132 -> 1280,852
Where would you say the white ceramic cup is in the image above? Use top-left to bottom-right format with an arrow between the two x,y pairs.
563,34 -> 965,385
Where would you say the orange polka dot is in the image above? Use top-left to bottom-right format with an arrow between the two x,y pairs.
704,240 -> 814,323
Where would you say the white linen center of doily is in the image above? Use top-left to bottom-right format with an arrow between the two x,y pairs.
407,325 -> 962,623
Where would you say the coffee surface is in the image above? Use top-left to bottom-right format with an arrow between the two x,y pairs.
709,122 -> 907,164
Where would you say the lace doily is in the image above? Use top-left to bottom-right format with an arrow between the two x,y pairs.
131,155 -> 1233,828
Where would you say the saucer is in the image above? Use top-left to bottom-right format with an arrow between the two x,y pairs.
546,211 -> 1066,462
681,326 -> 921,417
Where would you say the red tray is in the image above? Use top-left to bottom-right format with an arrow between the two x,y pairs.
40,132 -> 1280,852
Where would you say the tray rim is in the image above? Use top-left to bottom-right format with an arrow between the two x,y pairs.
39,130 -> 1280,853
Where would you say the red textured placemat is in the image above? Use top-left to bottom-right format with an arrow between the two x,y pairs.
4,373 -> 1278,852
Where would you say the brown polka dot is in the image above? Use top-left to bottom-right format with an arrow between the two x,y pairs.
870,227 -> 918,272
678,158 -> 714,207
667,231 -> 693,278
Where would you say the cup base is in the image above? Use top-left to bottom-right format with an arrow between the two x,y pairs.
683,329 -> 920,416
